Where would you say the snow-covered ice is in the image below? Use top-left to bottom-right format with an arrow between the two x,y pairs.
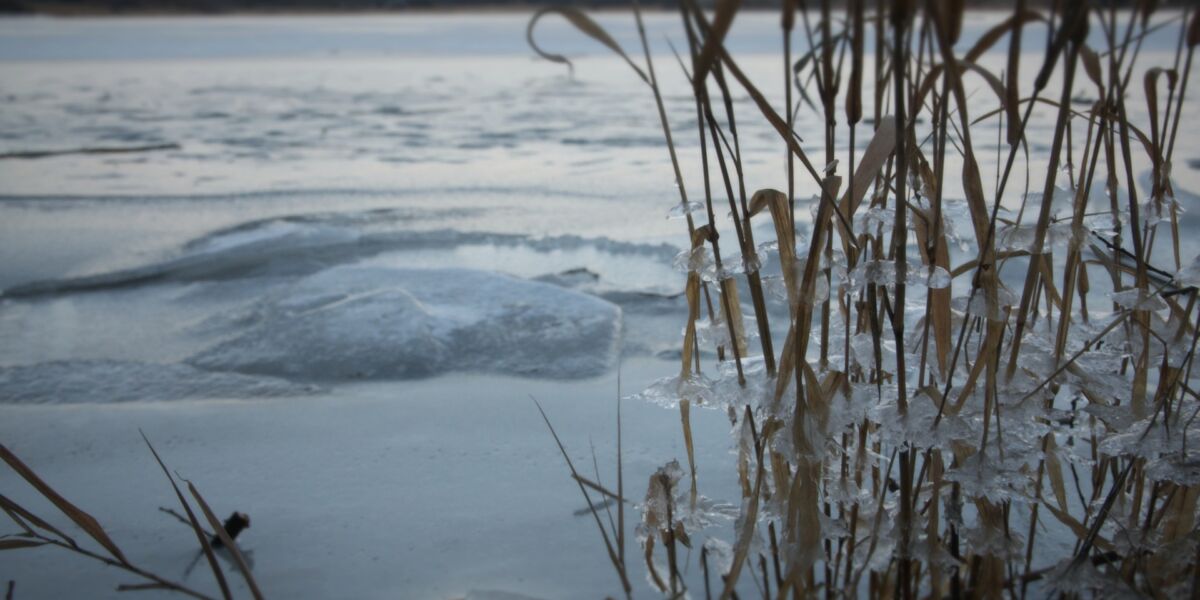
0,9 -> 1198,599
189,266 -> 622,380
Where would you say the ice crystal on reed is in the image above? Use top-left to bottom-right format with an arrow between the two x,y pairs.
667,200 -> 705,220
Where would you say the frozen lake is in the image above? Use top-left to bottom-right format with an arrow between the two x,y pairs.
1,10 -> 1198,599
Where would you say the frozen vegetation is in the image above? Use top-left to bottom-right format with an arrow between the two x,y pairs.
0,6 -> 1199,600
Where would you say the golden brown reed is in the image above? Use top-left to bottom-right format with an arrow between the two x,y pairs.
531,2 -> 1200,598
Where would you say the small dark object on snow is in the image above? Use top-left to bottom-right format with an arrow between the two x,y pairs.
210,512 -> 250,549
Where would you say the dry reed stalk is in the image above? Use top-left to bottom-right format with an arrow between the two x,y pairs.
530,2 -> 1200,597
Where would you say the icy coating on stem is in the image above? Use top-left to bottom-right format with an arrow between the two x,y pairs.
534,2 -> 1200,597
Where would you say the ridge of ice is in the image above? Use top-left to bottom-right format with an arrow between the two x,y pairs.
188,266 -> 621,380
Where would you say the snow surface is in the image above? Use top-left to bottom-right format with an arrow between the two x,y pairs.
0,363 -> 744,599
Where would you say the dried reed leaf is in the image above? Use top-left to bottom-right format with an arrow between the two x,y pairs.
185,481 -> 263,600
782,461 -> 822,581
773,325 -> 796,405
908,147 -> 952,372
925,451 -> 944,590
961,62 -> 1009,108
673,521 -> 691,549
1144,68 -> 1177,148
681,272 -> 701,378
1037,255 -> 1064,311
948,322 -> 1001,415
680,400 -> 698,509
750,189 -> 797,305
572,473 -> 623,503
139,432 -> 232,600
0,444 -> 126,564
737,439 -> 751,498
0,493 -> 75,545
1080,45 -> 1103,90
526,8 -> 649,84
1161,485 -> 1200,543
692,0 -> 742,88
960,150 -> 991,245
533,399 -> 631,595
719,412 -> 771,600
770,451 -> 791,505
748,188 -> 785,218
838,120 -> 896,219
951,250 -> 1030,277
912,63 -> 1008,124
1043,435 -> 1069,514
1042,501 -> 1113,552
680,225 -> 709,378
974,97 -> 1159,160
0,539 -> 46,550
719,278 -> 748,356
681,0 -> 835,199
916,215 -> 953,372
963,10 -> 1043,63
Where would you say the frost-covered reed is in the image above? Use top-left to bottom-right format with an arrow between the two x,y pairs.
532,1 -> 1200,597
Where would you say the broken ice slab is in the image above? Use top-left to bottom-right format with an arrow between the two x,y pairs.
852,205 -> 894,236
950,285 -> 1018,320
996,221 -> 1077,252
1176,253 -> 1200,287
907,264 -> 951,289
188,266 -> 620,380
673,246 -> 715,277
1109,288 -> 1168,311
672,246 -> 744,282
720,251 -> 765,276
667,200 -> 705,220
1139,195 -> 1182,227
628,373 -> 718,409
943,451 -> 1035,505
845,260 -> 951,290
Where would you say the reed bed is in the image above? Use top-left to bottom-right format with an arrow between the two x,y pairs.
532,1 -> 1200,597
